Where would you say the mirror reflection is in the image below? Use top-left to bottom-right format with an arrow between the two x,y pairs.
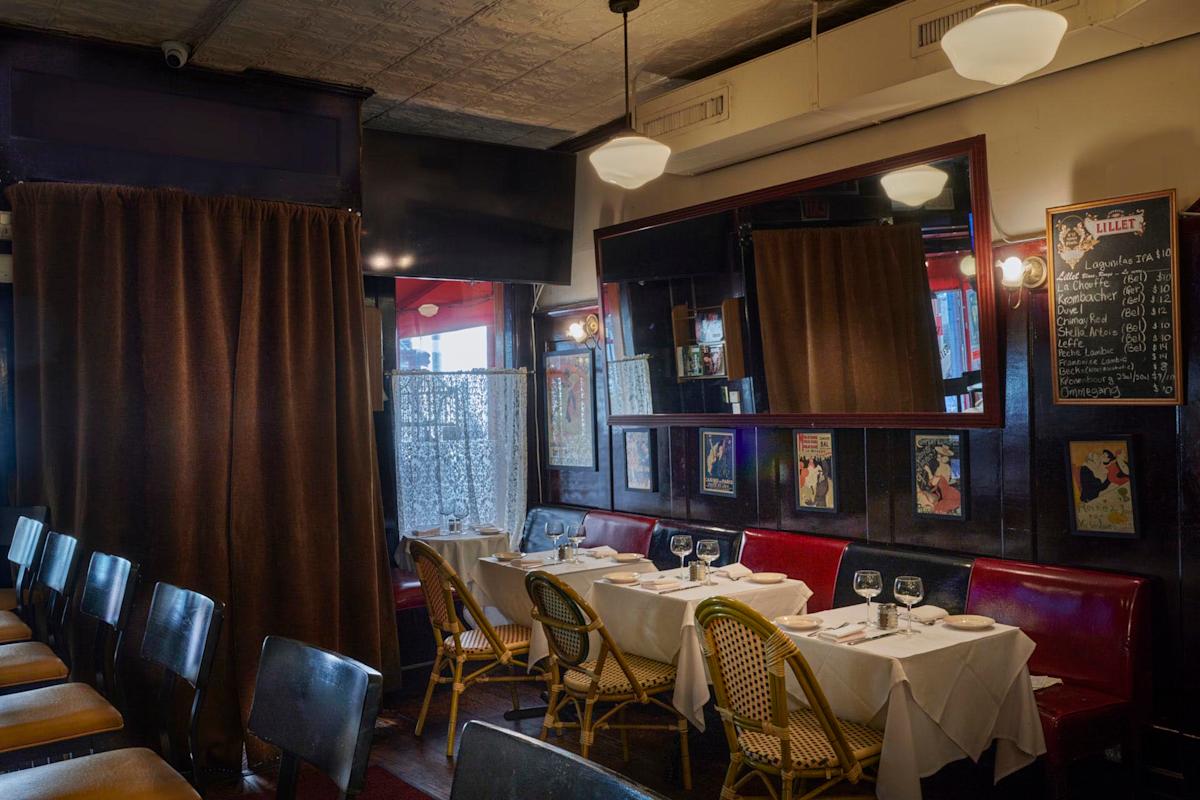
600,152 -> 984,417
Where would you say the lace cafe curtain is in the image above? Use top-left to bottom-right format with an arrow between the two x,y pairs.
392,369 -> 528,553
608,354 -> 653,416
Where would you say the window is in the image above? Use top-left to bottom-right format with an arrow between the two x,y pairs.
399,325 -> 490,371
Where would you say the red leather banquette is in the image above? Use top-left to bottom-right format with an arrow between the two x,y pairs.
740,529 -> 851,612
581,510 -> 657,555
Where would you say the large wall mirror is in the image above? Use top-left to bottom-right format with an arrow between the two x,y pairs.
596,136 -> 1001,428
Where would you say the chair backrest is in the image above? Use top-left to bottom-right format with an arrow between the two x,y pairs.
2,507 -> 48,586
34,531 -> 81,648
695,596 -> 869,782
409,538 -> 515,661
966,557 -> 1151,706
832,542 -> 974,614
647,520 -> 742,572
740,529 -> 851,612
78,552 -> 139,697
451,721 -> 669,800
5,514 -> 47,616
580,510 -> 656,554
247,636 -> 383,800
139,582 -> 224,785
520,505 -> 588,552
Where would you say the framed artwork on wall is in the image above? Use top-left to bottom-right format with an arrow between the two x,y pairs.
544,349 -> 596,470
793,429 -> 838,512
912,431 -> 968,520
699,428 -> 736,497
1065,437 -> 1139,538
623,428 -> 658,492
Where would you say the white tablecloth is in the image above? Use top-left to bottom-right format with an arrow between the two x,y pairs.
475,550 -> 659,664
396,532 -> 509,592
786,604 -> 1046,800
588,570 -> 811,730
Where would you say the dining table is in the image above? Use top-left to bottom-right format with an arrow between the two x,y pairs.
395,529 -> 509,593
783,604 -> 1046,800
587,569 -> 812,730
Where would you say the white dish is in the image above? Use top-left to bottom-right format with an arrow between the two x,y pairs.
942,614 -> 995,631
749,572 -> 787,584
494,551 -> 522,562
614,553 -> 643,563
606,571 -> 641,584
775,615 -> 822,632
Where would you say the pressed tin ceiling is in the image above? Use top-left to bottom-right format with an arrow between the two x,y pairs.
0,0 -> 904,149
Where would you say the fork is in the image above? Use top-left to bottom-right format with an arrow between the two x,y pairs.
809,621 -> 851,638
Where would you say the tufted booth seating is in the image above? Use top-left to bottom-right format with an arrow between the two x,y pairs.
581,510 -> 657,554
391,567 -> 425,612
520,505 -> 590,553
740,529 -> 851,612
647,520 -> 742,572
831,542 -> 975,615
966,557 -> 1151,788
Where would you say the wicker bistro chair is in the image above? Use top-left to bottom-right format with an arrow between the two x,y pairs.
524,570 -> 692,790
695,597 -> 883,800
409,539 -> 544,758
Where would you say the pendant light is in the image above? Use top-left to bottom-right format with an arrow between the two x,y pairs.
880,164 -> 948,208
588,0 -> 671,190
941,3 -> 1068,86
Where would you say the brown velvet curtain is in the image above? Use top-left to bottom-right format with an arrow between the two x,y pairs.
5,182 -> 400,766
752,223 -> 943,413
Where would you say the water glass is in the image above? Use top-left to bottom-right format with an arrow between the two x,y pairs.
696,539 -> 720,585
568,523 -> 586,563
546,521 -> 565,561
894,576 -> 925,635
853,570 -> 883,626
670,535 -> 693,579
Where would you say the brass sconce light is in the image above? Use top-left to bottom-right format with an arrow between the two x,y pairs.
568,313 -> 601,349
998,255 -> 1047,308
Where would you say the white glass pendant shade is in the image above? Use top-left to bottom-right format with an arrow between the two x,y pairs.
880,164 -> 948,207
589,134 -> 671,190
1000,256 -> 1026,287
959,254 -> 977,277
942,4 -> 1068,86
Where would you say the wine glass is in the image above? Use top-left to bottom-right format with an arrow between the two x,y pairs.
894,576 -> 925,636
453,498 -> 468,529
696,539 -> 720,585
670,535 -> 693,579
853,570 -> 883,626
439,502 -> 452,534
546,521 -> 564,561
568,523 -> 586,563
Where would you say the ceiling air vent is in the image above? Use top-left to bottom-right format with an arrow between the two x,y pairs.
911,0 -> 1078,56
638,86 -> 729,139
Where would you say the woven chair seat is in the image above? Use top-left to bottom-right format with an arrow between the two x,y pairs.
444,624 -> 531,655
564,652 -> 676,696
737,707 -> 882,770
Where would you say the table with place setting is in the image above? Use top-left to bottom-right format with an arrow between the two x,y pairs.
395,526 -> 510,591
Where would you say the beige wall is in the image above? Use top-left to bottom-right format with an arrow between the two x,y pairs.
542,33 -> 1200,308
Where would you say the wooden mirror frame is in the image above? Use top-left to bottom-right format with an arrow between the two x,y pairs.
594,135 -> 1000,430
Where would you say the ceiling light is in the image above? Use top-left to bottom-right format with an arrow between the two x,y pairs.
417,303 -> 439,318
396,253 -> 416,269
880,164 -> 948,207
367,252 -> 391,271
589,0 -> 671,190
941,3 -> 1068,86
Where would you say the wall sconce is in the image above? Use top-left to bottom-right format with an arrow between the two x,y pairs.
567,313 -> 601,349
998,255 -> 1047,308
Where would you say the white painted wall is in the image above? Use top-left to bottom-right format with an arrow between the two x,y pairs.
542,33 -> 1200,308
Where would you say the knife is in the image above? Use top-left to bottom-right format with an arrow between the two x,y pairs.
650,582 -> 701,594
846,630 -> 903,645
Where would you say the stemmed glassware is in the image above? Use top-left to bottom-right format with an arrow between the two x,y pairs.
546,521 -> 564,561
567,523 -> 587,563
696,539 -> 720,585
894,576 -> 925,635
670,535 -> 693,580
853,570 -> 883,626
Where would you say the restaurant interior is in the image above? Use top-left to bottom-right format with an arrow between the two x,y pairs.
0,1 -> 1197,799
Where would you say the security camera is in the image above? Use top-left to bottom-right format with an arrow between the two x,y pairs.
161,41 -> 190,69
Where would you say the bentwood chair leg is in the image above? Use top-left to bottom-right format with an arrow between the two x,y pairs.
581,698 -> 597,758
541,684 -> 561,741
509,670 -> 521,712
677,718 -> 692,791
446,657 -> 465,758
415,650 -> 442,736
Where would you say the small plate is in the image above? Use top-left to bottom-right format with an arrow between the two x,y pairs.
749,572 -> 787,584
614,553 -> 643,563
476,526 -> 502,534
942,614 -> 995,631
606,571 -> 641,584
775,615 -> 822,632
494,551 -> 522,562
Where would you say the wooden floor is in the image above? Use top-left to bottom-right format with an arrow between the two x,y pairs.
206,665 -> 1153,800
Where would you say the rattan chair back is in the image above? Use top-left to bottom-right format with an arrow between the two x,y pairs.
409,538 -> 512,658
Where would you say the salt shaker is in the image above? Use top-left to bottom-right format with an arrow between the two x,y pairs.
875,602 -> 898,630
689,561 -> 706,582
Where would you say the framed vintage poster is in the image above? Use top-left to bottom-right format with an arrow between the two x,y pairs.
623,428 -> 658,492
911,431 -> 968,520
1046,189 -> 1181,405
544,349 -> 596,470
793,429 -> 838,512
699,428 -> 736,497
1065,437 -> 1139,538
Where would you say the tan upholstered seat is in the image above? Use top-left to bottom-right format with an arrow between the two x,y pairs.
0,609 -> 32,644
444,623 -> 532,655
0,681 -> 124,753
0,587 -> 15,611
0,746 -> 200,799
0,641 -> 68,688
738,707 -> 883,769
564,652 -> 676,695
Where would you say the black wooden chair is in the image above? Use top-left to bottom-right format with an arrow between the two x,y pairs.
0,516 -> 48,634
0,581 -> 223,792
451,720 -> 670,800
0,530 -> 79,649
247,636 -> 384,800
0,551 -> 138,695
0,508 -> 48,608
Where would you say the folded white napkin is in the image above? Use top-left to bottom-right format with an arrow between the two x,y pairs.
641,578 -> 681,591
411,527 -> 441,538
1030,675 -> 1064,691
514,557 -> 544,569
714,563 -> 752,579
818,624 -> 867,642
586,546 -> 618,558
900,605 -> 948,625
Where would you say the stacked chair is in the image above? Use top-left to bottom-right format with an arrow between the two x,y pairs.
0,508 -> 48,612
0,516 -> 50,643
525,570 -> 692,790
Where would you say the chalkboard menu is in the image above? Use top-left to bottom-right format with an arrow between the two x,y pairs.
1047,189 -> 1181,405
